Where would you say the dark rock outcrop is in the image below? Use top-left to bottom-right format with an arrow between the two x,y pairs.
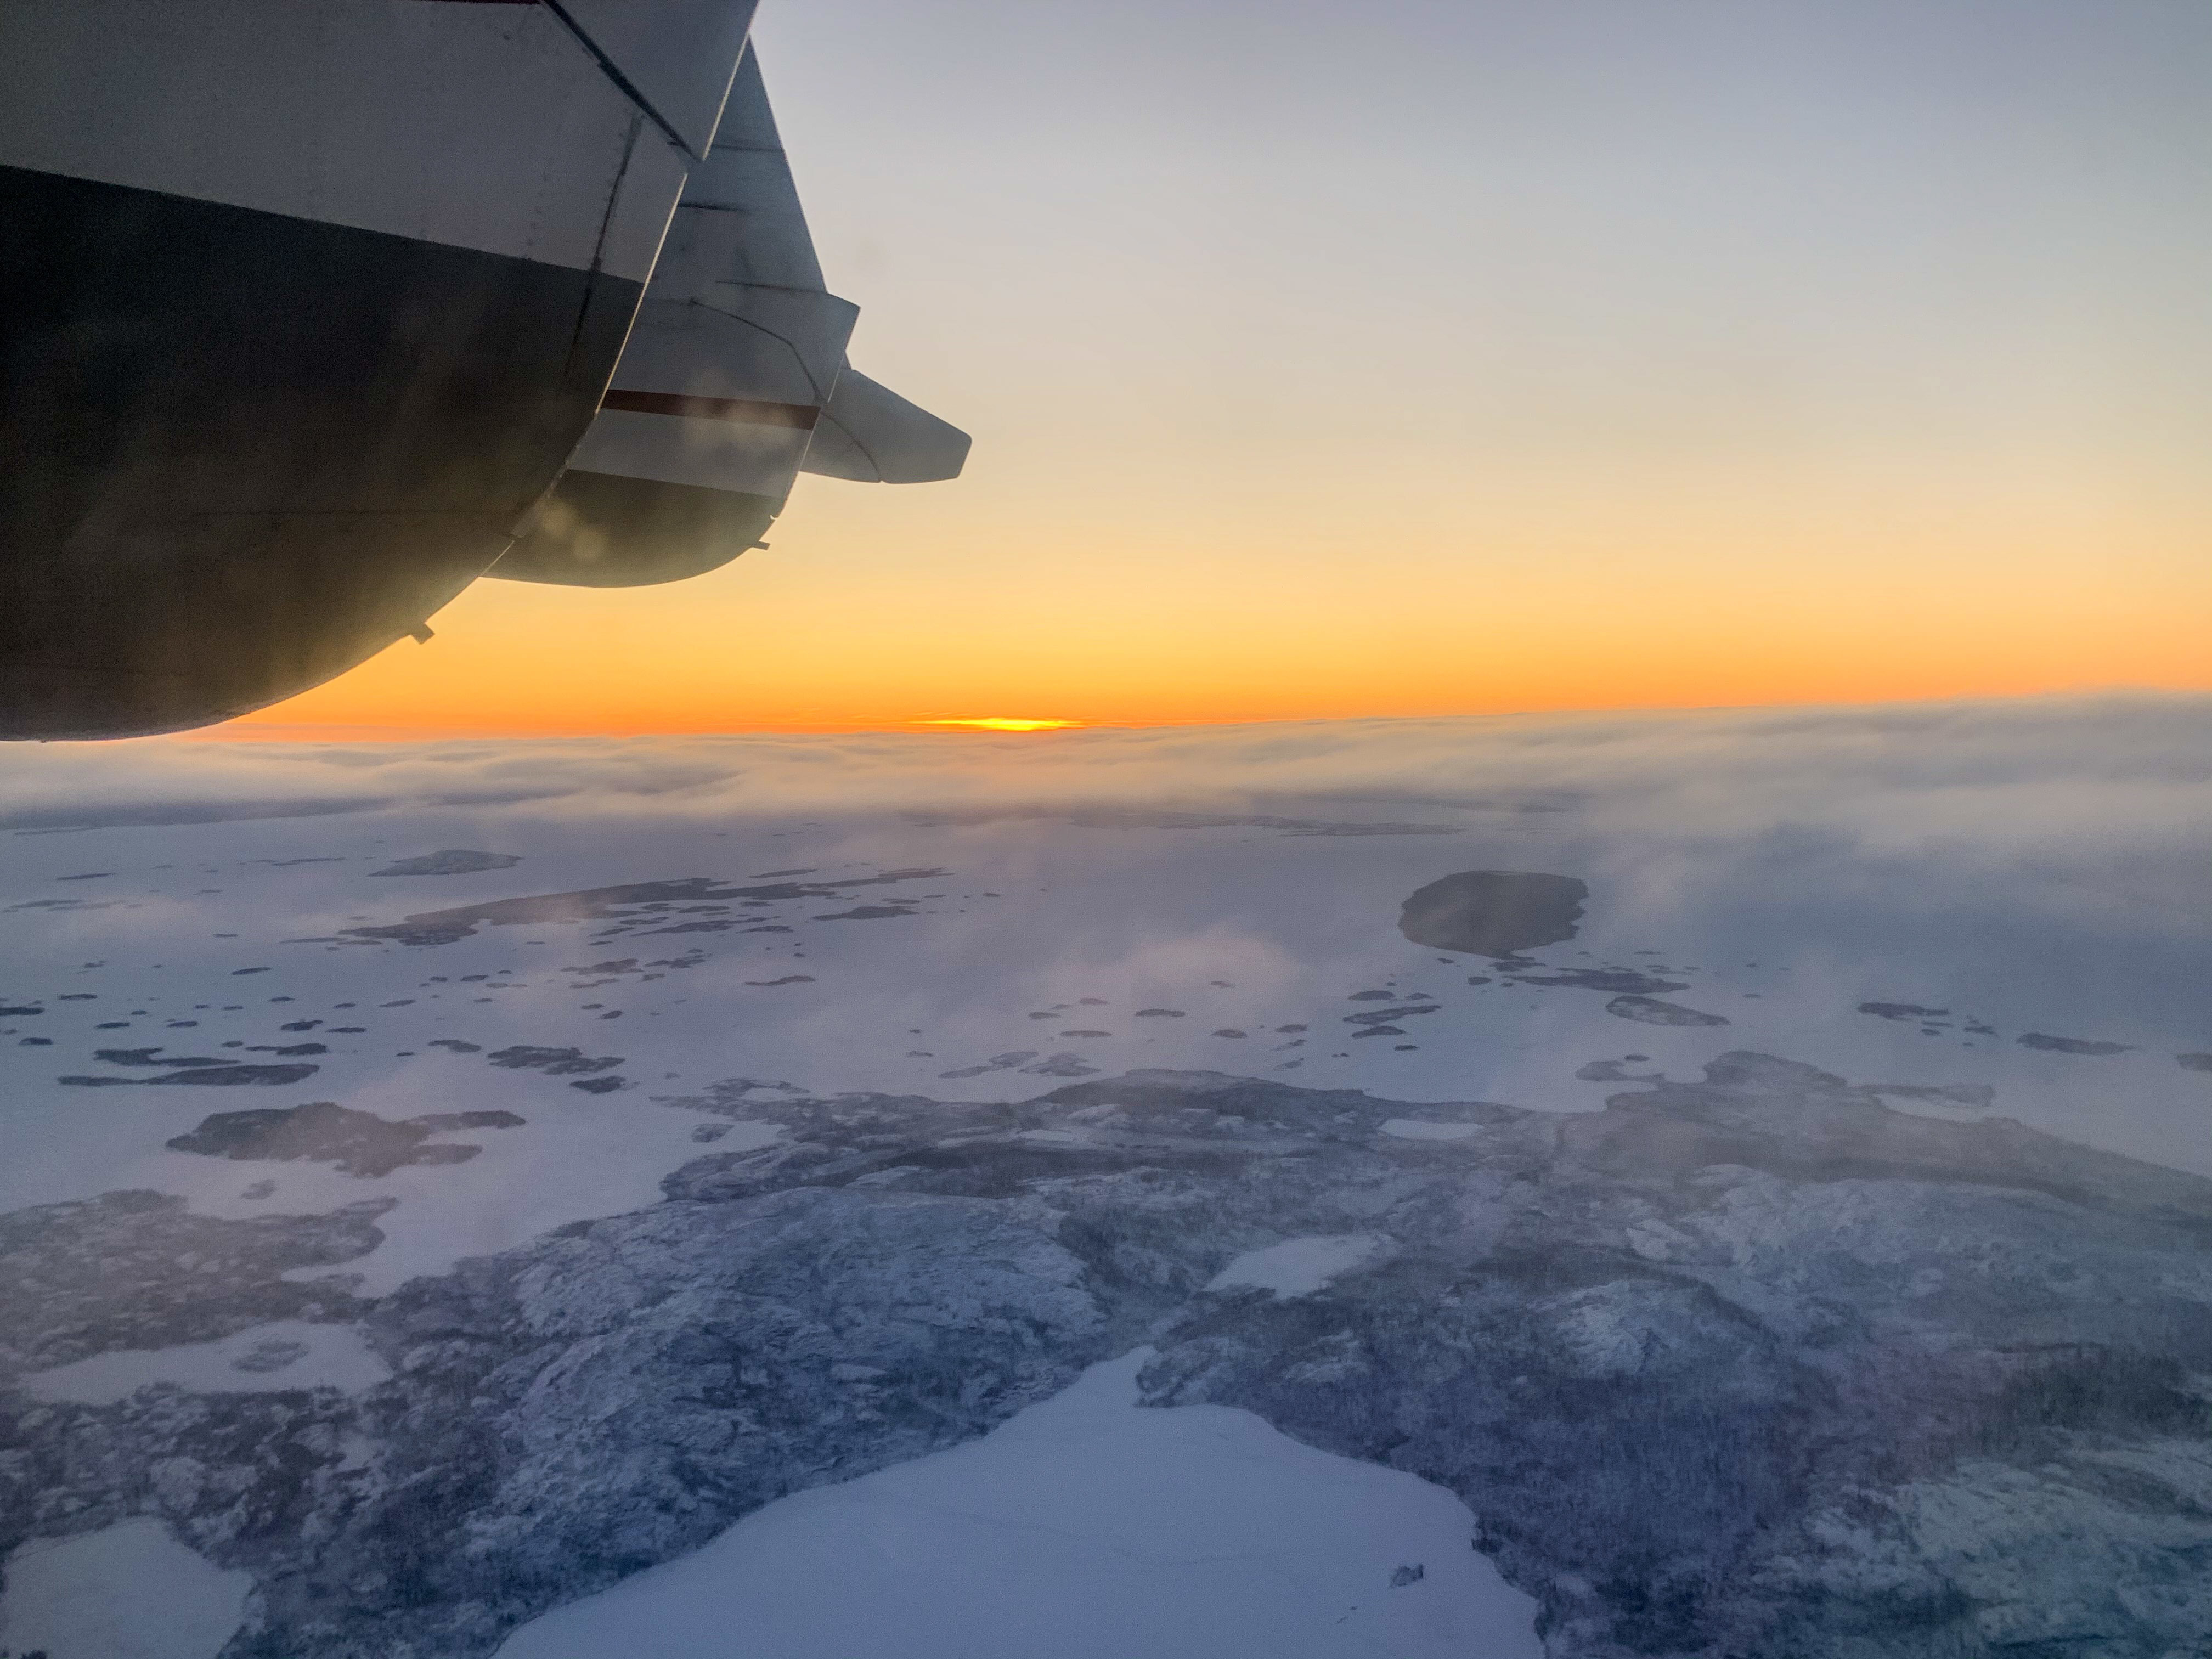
0,1192 -> 386,1372
5,1055 -> 2210,1658
1398,870 -> 1588,957
166,1102 -> 525,1178
1605,994 -> 1730,1028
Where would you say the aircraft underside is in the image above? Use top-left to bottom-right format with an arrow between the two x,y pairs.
0,0 -> 967,740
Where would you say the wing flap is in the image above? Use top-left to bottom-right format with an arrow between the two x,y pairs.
803,368 -> 971,484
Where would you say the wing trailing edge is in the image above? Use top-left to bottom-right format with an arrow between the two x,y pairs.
803,367 -> 972,484
494,41 -> 967,589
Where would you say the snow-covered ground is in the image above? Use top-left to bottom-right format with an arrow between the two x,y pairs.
3,699 -> 2209,1655
0,1519 -> 251,1659
5,706 -> 2207,1226
495,1349 -> 1543,1659
1381,1117 -> 1483,1142
1206,1234 -> 1387,1296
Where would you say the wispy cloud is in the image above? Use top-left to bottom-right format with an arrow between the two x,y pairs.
7,694 -> 2205,845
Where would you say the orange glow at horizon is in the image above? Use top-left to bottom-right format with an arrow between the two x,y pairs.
221,461 -> 2212,739
915,717 -> 1085,731
190,1 -> 2212,742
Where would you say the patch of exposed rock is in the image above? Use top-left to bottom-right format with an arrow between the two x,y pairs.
345,871 -> 946,947
167,1102 -> 526,1178
370,850 -> 523,877
4,1055 -> 2210,1658
1605,993 -> 1729,1028
0,1193 -> 386,1373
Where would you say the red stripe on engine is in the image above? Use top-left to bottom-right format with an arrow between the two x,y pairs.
600,389 -> 821,430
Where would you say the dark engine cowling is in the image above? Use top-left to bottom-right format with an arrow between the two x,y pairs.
0,19 -> 963,738
490,67 -> 968,592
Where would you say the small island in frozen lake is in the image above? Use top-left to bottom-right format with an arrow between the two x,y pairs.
1398,870 -> 1589,957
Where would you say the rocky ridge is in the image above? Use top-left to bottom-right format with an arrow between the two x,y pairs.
3,1053 -> 2210,1657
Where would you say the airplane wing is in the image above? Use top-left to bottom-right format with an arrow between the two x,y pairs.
0,1 -> 964,736
493,44 -> 968,589
802,368 -> 973,486
550,0 -> 760,159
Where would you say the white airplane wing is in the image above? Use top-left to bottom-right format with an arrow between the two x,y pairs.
497,43 -> 969,588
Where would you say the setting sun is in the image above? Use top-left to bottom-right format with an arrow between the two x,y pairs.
914,717 -> 1085,731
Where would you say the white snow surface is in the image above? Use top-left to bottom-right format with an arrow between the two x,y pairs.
0,1519 -> 251,1659
1381,1118 -> 1483,1141
6,702 -> 2212,1273
4,704 -> 2210,1656
21,1319 -> 389,1406
1206,1233 -> 1387,1296
496,1348 -> 1543,1659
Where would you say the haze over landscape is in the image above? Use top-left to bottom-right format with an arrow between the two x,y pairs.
5,698 -> 2211,1656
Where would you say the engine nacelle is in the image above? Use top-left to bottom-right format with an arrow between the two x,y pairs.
491,47 -> 966,590
493,276 -> 853,586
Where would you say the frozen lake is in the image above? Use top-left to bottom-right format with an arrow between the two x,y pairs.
4,699 -> 2209,1657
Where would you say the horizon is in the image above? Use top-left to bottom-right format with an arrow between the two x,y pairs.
184,683 -> 2212,744
216,0 -> 2211,738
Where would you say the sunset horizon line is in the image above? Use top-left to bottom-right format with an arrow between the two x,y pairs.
162,684 -> 2211,746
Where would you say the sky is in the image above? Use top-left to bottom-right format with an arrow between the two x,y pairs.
240,0 -> 2212,735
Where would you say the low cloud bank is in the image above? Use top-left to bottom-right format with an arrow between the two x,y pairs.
4,695 -> 2206,841
5,695 -> 2204,961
